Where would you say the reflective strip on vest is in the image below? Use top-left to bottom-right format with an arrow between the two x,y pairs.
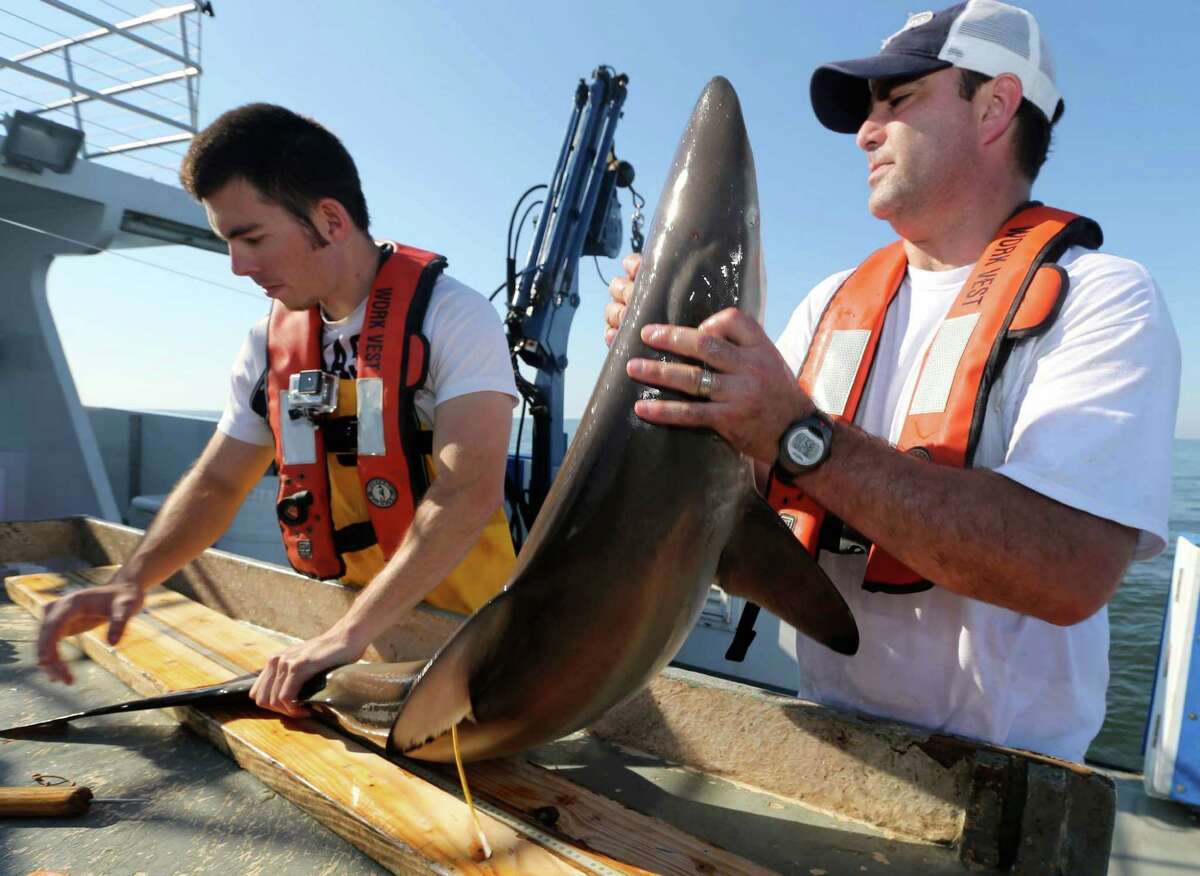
908,313 -> 981,416
355,377 -> 386,456
812,329 -> 871,417
279,394 -> 319,465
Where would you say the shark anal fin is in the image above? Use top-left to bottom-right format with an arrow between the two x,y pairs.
717,495 -> 859,656
300,661 -> 428,749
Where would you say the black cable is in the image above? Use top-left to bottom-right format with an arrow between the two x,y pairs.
489,265 -> 539,302
628,183 -> 646,254
494,201 -> 544,304
594,255 -> 608,286
502,186 -> 547,309
507,184 -> 547,261
515,393 -> 528,463
511,200 -> 543,267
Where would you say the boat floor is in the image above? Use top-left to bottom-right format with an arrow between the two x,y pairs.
3,586 -> 1197,875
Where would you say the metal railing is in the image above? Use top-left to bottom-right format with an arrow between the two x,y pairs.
0,1 -> 213,178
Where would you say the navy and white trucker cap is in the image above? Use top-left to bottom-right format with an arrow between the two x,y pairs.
811,0 -> 1063,134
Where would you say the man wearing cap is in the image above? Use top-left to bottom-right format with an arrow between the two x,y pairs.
607,0 -> 1178,762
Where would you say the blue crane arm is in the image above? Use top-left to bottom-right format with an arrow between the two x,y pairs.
504,67 -> 633,532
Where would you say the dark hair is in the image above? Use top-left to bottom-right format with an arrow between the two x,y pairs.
180,103 -> 370,239
958,70 -> 1058,181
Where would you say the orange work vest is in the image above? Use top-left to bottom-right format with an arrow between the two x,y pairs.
266,243 -> 442,580
767,204 -> 1102,594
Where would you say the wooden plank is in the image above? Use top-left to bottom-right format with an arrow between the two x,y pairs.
7,571 -> 777,876
76,567 -> 777,876
6,572 -> 583,875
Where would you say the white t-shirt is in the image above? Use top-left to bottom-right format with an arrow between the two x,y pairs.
218,272 -> 517,446
774,245 -> 1180,762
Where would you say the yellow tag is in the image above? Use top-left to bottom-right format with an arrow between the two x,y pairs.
452,722 -> 491,861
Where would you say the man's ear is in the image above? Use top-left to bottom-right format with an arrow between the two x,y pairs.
979,73 -> 1023,147
311,197 -> 354,244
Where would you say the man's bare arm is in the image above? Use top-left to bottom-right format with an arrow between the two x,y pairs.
252,391 -> 513,715
799,419 -> 1136,625
111,433 -> 276,592
37,432 -> 274,681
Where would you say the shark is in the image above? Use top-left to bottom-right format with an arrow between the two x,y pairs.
4,76 -> 858,763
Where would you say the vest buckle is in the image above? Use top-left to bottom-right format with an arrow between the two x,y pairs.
277,490 -> 313,525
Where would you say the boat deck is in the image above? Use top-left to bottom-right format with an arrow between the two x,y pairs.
1,519 -> 1195,874
6,592 -> 1196,875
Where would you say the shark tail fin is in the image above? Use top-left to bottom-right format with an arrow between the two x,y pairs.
0,674 -> 258,739
717,494 -> 859,657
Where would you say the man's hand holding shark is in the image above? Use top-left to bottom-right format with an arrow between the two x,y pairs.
620,264 -> 807,467
611,254 -> 1135,627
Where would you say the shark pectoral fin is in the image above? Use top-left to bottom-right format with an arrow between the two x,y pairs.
717,495 -> 860,656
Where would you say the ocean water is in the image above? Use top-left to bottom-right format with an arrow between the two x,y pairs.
1089,439 -> 1200,769
180,411 -> 1190,769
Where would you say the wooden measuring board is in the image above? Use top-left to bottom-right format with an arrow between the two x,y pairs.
6,570 -> 774,876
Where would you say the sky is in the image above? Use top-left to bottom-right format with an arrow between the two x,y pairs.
5,0 -> 1199,434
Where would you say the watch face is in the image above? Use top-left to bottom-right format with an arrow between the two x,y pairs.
787,426 -> 825,467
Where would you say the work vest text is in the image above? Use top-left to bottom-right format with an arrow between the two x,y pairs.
963,225 -> 1034,307
362,287 -> 393,368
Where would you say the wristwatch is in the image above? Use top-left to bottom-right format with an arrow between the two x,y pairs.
775,410 -> 834,482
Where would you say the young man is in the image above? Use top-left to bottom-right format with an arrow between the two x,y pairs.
607,1 -> 1178,761
37,104 -> 518,718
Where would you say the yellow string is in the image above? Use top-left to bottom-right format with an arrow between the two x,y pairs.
452,722 -> 491,860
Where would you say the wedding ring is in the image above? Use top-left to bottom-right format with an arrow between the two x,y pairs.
697,366 -> 715,399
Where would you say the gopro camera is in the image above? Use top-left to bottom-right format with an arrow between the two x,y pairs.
287,369 -> 339,420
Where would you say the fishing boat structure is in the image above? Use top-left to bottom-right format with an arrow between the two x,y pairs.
1,3 -> 1196,873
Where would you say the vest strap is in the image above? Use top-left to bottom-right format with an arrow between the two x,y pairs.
333,521 -> 378,555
